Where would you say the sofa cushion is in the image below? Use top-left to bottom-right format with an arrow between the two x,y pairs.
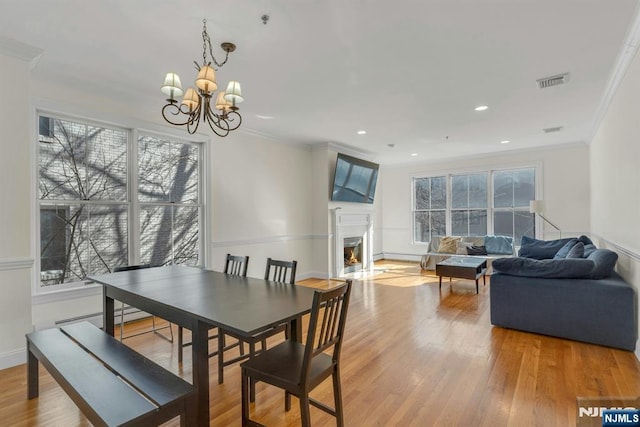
518,236 -> 575,259
492,257 -> 595,278
467,245 -> 488,256
553,238 -> 579,259
587,249 -> 618,279
484,235 -> 514,255
566,242 -> 585,259
438,236 -> 460,253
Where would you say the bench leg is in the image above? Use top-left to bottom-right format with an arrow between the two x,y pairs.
27,342 -> 39,399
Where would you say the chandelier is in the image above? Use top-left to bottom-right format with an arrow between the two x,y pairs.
161,19 -> 243,136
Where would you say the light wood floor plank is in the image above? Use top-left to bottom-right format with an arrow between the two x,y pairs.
1,260 -> 639,426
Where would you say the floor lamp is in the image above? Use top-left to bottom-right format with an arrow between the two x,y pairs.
529,200 -> 562,238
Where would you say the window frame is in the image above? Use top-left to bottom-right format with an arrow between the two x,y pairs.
34,111 -> 207,295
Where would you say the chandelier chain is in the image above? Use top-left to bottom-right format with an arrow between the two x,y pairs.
202,19 -> 229,69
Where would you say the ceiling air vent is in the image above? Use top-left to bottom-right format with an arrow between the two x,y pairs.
543,126 -> 563,133
536,73 -> 570,89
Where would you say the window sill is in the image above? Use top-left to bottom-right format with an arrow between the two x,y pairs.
32,282 -> 102,305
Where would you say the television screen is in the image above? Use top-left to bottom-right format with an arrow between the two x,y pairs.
331,153 -> 379,204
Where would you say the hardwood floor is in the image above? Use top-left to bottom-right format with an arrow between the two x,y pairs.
1,260 -> 639,426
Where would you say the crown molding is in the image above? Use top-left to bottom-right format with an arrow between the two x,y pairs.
588,4 -> 640,143
0,35 -> 42,69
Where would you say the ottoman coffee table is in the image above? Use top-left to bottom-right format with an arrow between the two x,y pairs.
436,256 -> 487,294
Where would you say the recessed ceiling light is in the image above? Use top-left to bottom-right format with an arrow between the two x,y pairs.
256,115 -> 275,120
357,130 -> 367,135
500,140 -> 510,144
474,105 -> 489,111
410,153 -> 418,157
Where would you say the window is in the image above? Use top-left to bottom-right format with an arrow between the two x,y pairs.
451,173 -> 488,236
412,167 -> 536,243
37,114 -> 203,290
413,176 -> 446,242
493,168 -> 535,244
138,135 -> 201,267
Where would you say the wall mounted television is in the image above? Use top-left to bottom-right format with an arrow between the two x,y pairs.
331,153 -> 379,204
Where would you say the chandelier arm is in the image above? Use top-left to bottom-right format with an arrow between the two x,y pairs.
185,106 -> 201,135
162,102 -> 200,127
203,102 -> 231,137
223,110 -> 242,131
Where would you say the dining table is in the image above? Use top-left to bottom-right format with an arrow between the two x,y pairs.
89,265 -> 318,427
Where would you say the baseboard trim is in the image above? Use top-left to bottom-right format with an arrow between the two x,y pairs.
0,347 -> 25,370
380,252 -> 423,262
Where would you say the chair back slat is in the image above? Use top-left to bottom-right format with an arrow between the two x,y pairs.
264,258 -> 297,284
224,254 -> 249,277
302,281 -> 352,384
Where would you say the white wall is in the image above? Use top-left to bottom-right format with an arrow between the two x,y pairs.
379,144 -> 591,259
208,132 -> 316,279
590,44 -> 640,357
0,48 -> 36,368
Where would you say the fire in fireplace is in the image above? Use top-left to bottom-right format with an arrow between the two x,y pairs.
343,236 -> 363,272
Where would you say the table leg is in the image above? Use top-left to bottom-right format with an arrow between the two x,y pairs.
475,279 -> 479,294
290,315 -> 303,342
103,288 -> 114,336
27,342 -> 38,399
192,320 -> 210,427
439,276 -> 442,290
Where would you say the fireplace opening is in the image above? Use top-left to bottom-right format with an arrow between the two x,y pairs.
343,237 -> 363,273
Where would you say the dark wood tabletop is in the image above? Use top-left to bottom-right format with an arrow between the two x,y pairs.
89,265 -> 318,427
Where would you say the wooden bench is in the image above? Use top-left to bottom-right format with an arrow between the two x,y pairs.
26,321 -> 195,427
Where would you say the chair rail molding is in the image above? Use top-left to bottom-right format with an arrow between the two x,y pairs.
0,257 -> 34,272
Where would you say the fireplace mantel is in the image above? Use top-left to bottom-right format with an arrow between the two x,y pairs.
332,209 -> 373,277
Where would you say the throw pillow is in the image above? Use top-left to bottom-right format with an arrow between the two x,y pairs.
456,241 -> 473,255
437,236 -> 460,254
553,238 -> 579,259
587,249 -> 618,279
578,235 -> 594,246
484,235 -> 514,255
583,244 -> 598,257
467,245 -> 488,256
518,236 -> 575,260
566,242 -> 585,259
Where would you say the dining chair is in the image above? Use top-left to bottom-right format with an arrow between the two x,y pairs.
113,264 -> 173,342
178,254 -> 249,367
264,257 -> 297,285
241,280 -> 353,427
219,258 -> 298,394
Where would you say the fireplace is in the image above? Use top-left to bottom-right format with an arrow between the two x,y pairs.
332,209 -> 373,277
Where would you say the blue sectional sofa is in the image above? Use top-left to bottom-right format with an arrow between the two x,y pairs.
490,236 -> 637,351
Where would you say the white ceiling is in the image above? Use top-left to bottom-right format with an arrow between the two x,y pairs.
1,0 -> 639,165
